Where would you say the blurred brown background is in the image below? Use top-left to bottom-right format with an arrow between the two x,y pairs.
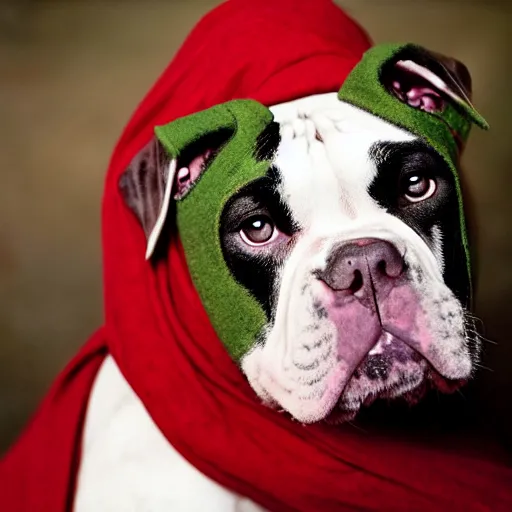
1,0 -> 511,454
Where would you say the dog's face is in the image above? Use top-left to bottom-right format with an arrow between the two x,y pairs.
229,96 -> 474,422
120,45 -> 484,424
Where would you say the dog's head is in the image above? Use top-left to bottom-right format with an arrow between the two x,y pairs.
120,44 -> 487,423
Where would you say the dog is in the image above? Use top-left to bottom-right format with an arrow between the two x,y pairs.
73,46 -> 483,511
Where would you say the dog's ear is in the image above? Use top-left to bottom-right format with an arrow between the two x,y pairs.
119,137 -> 171,259
382,47 -> 488,129
118,100 -> 273,260
119,128 -> 233,260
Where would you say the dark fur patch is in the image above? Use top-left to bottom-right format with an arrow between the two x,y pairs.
253,121 -> 281,162
220,167 -> 298,319
368,140 -> 470,305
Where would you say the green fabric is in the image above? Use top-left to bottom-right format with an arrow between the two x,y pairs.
338,43 -> 488,287
155,100 -> 274,360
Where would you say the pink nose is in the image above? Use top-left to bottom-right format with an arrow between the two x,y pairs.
317,239 -> 405,300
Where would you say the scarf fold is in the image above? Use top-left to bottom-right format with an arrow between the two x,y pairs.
2,1 -> 511,511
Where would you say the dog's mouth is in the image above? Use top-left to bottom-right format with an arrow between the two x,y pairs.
328,331 -> 468,423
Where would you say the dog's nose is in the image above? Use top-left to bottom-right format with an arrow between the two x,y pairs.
317,238 -> 405,298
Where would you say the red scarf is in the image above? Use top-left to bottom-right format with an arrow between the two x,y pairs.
2,1 -> 511,510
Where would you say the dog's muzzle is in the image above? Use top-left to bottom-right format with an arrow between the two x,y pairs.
242,235 -> 472,423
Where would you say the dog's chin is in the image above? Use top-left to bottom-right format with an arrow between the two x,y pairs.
325,338 -> 469,424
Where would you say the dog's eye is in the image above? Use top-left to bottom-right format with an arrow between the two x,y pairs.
239,216 -> 277,246
401,173 -> 437,203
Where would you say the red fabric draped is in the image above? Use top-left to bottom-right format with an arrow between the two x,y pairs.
1,1 -> 511,511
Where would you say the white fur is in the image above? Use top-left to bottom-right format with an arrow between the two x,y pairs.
431,224 -> 445,272
74,356 -> 267,512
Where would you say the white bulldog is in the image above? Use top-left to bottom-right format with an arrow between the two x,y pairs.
74,46 -> 483,511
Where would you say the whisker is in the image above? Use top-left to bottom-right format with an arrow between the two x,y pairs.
476,334 -> 498,346
346,421 -> 368,434
474,363 -> 494,372
456,389 -> 468,401
467,330 -> 498,346
463,312 -> 498,346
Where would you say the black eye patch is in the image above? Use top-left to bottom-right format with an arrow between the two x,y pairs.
220,168 -> 299,319
368,139 -> 470,304
368,140 -> 453,230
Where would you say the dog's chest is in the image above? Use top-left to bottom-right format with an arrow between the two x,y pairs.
74,356 -> 266,512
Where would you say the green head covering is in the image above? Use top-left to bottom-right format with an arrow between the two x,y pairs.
338,43 -> 488,287
155,100 -> 275,360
